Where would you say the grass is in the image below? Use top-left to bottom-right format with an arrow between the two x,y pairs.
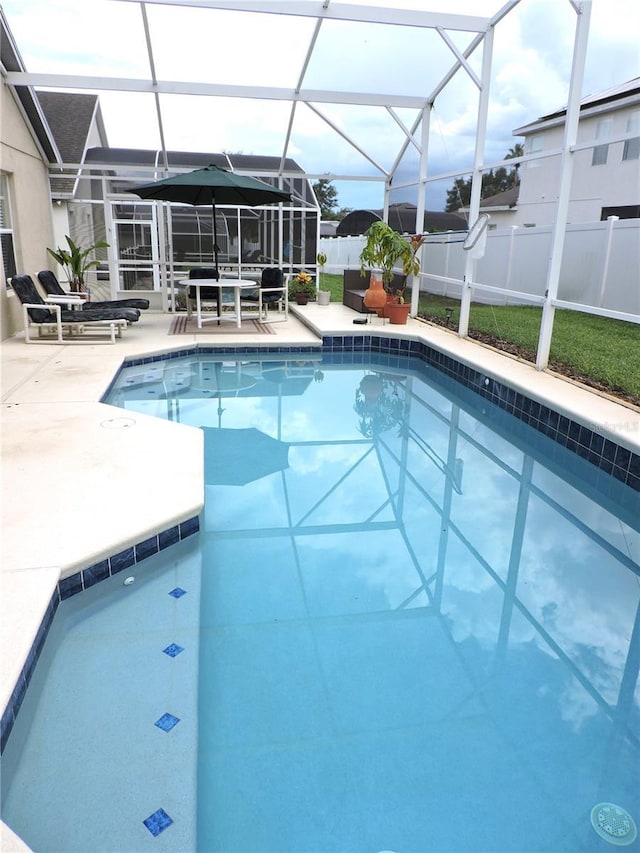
319,274 -> 640,405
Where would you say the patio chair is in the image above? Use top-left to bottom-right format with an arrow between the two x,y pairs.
37,270 -> 150,311
10,274 -> 138,344
240,267 -> 288,322
186,268 -> 222,324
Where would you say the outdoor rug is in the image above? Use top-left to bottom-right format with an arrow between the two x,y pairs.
169,315 -> 275,335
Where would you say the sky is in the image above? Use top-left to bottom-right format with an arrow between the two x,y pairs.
3,0 -> 640,212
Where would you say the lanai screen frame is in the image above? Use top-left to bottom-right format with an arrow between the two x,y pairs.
5,0 -> 594,369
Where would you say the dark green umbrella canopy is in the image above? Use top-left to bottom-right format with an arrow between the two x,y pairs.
127,164 -> 291,275
127,164 -> 291,207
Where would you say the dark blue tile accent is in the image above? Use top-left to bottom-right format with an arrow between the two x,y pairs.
59,572 -> 83,600
557,416 -> 571,443
590,431 -> 605,456
611,463 -> 628,485
24,590 -> 58,684
1,702 -> 14,754
168,587 -> 187,599
180,516 -> 200,538
599,455 -> 614,475
159,526 -> 180,550
83,560 -> 110,589
602,438 -> 618,463
135,535 -> 159,562
110,547 -> 135,574
576,443 -> 590,460
7,675 -> 27,730
155,712 -> 180,732
143,808 -> 174,837
565,437 -> 578,454
615,445 -> 631,472
163,643 -> 184,658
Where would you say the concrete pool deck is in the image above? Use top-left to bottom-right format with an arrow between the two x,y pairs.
1,304 -> 639,851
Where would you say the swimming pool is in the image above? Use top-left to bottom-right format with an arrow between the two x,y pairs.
2,349 -> 639,852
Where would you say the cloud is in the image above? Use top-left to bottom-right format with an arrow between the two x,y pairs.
3,0 -> 638,211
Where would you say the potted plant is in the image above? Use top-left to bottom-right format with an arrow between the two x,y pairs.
359,222 -> 423,323
316,252 -> 330,305
288,271 -> 316,305
47,235 -> 109,293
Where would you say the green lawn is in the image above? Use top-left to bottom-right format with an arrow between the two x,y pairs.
318,274 -> 640,403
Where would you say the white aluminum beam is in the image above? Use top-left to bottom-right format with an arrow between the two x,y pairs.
458,23 -> 495,338
536,0 -> 592,370
410,106 -> 431,319
304,102 -> 389,176
436,27 -> 482,91
427,1 -> 519,104
114,0 -> 491,33
552,300 -> 638,324
279,0 -> 329,172
4,72 -> 428,109
140,3 -> 168,172
386,107 -> 422,156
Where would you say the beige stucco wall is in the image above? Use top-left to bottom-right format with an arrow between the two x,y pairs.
0,82 -> 55,340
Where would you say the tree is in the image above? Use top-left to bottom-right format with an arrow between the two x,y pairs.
312,179 -> 339,219
504,142 -> 524,182
445,145 -> 523,212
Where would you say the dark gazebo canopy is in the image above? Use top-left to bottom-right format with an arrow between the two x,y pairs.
336,204 -> 467,237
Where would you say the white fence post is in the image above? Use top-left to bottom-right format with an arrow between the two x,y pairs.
598,215 -> 619,307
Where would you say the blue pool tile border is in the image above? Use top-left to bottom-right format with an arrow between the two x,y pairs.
322,334 -> 640,492
0,514 -> 200,755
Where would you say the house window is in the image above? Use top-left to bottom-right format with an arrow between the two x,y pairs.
622,111 -> 640,161
601,205 -> 640,220
592,118 -> 612,166
527,134 -> 544,168
0,173 -> 17,285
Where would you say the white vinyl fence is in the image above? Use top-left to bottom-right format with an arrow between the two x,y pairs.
320,218 -> 640,320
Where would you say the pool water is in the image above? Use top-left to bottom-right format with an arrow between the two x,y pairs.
2,353 -> 639,852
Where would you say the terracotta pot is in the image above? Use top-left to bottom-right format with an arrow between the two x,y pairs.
363,271 -> 387,311
379,293 -> 395,318
295,292 -> 310,305
386,302 -> 410,325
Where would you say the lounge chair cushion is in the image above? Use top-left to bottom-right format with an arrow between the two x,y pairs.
37,270 -> 149,311
11,275 -> 140,323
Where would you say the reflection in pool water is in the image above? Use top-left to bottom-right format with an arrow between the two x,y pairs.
2,353 -> 639,852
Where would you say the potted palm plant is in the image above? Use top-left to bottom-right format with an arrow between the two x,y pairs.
47,235 -> 109,293
359,222 -> 423,323
288,271 -> 316,305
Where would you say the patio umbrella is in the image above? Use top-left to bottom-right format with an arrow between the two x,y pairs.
201,426 -> 290,485
127,165 -> 291,277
